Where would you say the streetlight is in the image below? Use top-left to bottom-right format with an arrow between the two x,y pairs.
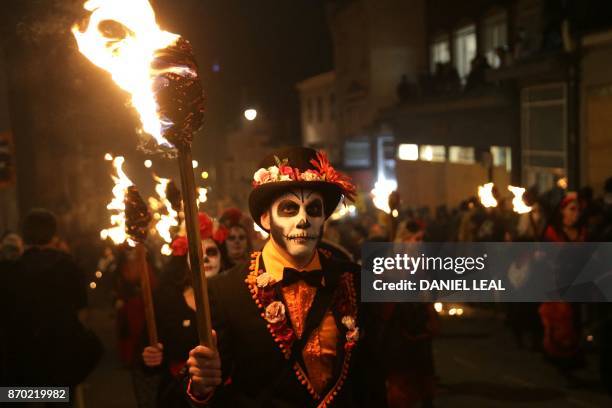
244,108 -> 257,121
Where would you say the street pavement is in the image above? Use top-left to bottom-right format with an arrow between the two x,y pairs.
433,307 -> 612,407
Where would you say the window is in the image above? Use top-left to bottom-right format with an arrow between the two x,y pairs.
344,139 -> 371,168
449,146 -> 475,164
419,145 -> 446,162
521,84 -> 567,191
430,36 -> 450,74
329,93 -> 336,121
491,146 -> 512,172
398,144 -> 419,161
454,24 -> 477,82
316,96 -> 323,123
306,98 -> 313,123
482,11 -> 508,68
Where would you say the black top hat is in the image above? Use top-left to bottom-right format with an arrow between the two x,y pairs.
248,147 -> 355,231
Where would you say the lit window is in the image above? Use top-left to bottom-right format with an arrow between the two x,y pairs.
454,24 -> 477,82
491,146 -> 512,172
482,11 -> 508,68
449,146 -> 475,164
419,145 -> 446,162
430,36 -> 450,74
398,144 -> 418,161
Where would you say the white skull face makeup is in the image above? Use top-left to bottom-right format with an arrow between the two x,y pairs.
201,238 -> 221,278
226,226 -> 248,261
264,189 -> 325,266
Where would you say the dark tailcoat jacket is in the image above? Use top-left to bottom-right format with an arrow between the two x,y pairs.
191,249 -> 385,408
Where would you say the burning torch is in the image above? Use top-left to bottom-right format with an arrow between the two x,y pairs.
73,0 -> 213,347
101,155 -> 157,345
125,185 -> 158,346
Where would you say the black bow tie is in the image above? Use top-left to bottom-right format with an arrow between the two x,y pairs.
282,268 -> 324,288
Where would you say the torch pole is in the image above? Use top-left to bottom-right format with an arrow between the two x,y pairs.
177,143 -> 214,348
136,243 -> 158,346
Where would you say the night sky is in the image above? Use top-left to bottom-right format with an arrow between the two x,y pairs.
155,0 -> 333,144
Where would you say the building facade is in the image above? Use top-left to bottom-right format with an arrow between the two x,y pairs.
297,0 -> 612,208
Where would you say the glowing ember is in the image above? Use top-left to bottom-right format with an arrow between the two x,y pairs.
478,182 -> 498,208
508,185 -> 532,214
148,175 -> 179,254
72,0 -> 182,147
371,177 -> 397,214
101,156 -> 135,245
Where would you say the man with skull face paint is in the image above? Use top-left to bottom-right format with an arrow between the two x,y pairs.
185,147 -> 385,407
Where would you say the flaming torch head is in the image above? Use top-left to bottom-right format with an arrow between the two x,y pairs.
151,38 -> 204,148
125,185 -> 152,243
72,0 -> 204,151
508,186 -> 532,214
478,182 -> 498,208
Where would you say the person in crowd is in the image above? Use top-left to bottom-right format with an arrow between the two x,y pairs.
544,192 -> 586,243
219,207 -> 251,264
385,221 -> 437,407
141,212 -> 230,408
540,193 -> 586,387
0,232 -> 22,384
0,231 -> 23,261
109,243 -> 161,408
114,244 -> 159,368
184,147 -> 385,406
11,209 -> 101,393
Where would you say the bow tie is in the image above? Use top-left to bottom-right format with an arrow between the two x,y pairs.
282,268 -> 324,288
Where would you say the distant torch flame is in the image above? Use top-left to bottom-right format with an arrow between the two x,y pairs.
371,177 -> 397,214
508,185 -> 532,214
478,182 -> 498,208
101,156 -> 135,245
72,0 -> 180,146
148,175 -> 179,255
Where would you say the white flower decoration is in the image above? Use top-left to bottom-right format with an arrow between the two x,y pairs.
256,272 -> 275,288
301,170 -> 321,181
265,301 -> 286,324
253,168 -> 270,183
268,166 -> 280,180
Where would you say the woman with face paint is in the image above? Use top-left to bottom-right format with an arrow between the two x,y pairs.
539,193 -> 587,387
184,148 -> 386,407
219,207 -> 252,264
140,212 -> 230,408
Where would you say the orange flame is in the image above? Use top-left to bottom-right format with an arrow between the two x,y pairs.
478,182 -> 498,208
508,185 -> 532,214
72,0 -> 182,146
101,155 -> 135,245
148,175 -> 179,255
